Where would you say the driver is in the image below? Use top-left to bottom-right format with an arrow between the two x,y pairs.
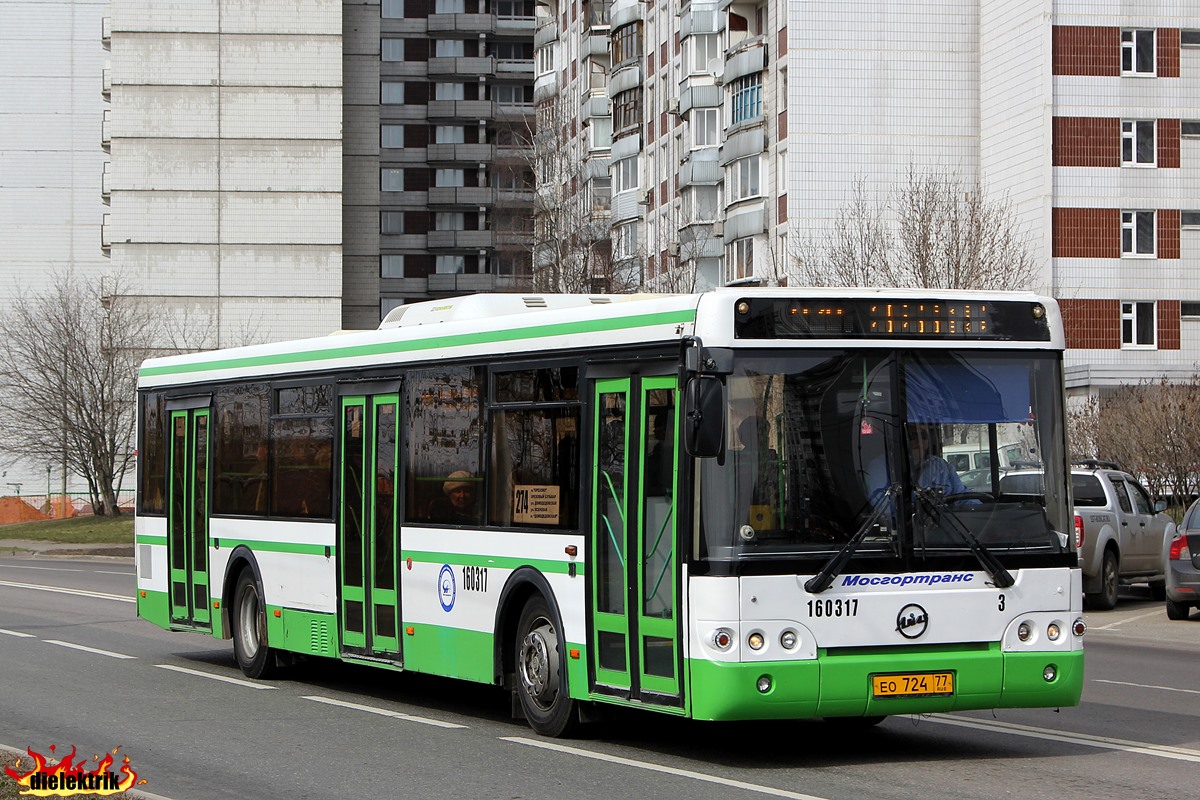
908,423 -> 969,497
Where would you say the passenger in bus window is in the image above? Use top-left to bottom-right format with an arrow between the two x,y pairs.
427,471 -> 479,523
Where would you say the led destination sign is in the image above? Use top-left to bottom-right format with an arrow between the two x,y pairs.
733,298 -> 1051,341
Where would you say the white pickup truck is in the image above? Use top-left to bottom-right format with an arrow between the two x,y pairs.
1000,462 -> 1175,609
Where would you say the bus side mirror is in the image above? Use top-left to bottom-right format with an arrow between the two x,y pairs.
684,375 -> 724,458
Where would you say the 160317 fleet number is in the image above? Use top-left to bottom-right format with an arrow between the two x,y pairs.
806,598 -> 858,617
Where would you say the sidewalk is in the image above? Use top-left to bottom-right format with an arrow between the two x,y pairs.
0,539 -> 134,558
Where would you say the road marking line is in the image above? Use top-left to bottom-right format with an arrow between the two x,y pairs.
95,570 -> 133,575
1089,608 -> 1163,630
1093,678 -> 1200,696
154,664 -> 277,690
0,579 -> 134,604
302,695 -> 467,729
0,628 -> 35,638
44,639 -> 136,660
502,737 -> 832,800
0,565 -> 85,572
927,714 -> 1200,763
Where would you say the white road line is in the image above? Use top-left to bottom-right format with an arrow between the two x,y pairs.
302,695 -> 467,729
502,737 -> 832,800
95,570 -> 133,576
0,628 -> 35,638
154,664 -> 277,690
1093,678 -> 1200,696
0,579 -> 134,603
1088,608 -> 1163,630
0,564 -> 85,572
44,639 -> 137,660
927,714 -> 1200,763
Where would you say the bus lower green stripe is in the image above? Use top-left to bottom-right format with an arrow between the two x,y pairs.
211,538 -> 333,557
141,309 -> 697,379
403,550 -> 583,576
135,535 -> 168,546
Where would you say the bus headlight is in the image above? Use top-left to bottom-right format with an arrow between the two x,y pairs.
780,630 -> 798,650
1046,622 -> 1061,641
747,632 -> 765,651
1017,622 -> 1032,642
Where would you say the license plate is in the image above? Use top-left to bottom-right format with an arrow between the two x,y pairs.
871,671 -> 955,698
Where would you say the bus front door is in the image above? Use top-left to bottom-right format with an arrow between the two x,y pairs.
339,395 -> 402,661
167,408 -> 211,630
591,376 -> 681,704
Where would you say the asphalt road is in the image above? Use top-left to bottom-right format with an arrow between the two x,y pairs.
2,556 -> 1197,800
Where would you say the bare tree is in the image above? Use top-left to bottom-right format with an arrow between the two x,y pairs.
1096,377 -> 1200,504
0,272 -> 158,516
791,166 -> 1038,291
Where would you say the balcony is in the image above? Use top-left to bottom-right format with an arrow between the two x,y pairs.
582,90 -> 610,120
100,213 -> 111,256
427,230 -> 496,249
427,100 -> 495,121
102,65 -> 111,101
428,56 -> 495,78
427,13 -> 495,35
496,15 -> 536,36
101,109 -> 111,152
428,273 -> 524,294
494,102 -> 534,122
101,16 -> 110,50
101,162 -> 110,204
427,143 -> 496,163
428,186 -> 495,206
496,58 -> 534,78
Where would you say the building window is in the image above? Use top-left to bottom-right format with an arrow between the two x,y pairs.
537,42 -> 556,76
1181,301 -> 1200,317
1182,121 -> 1200,138
435,0 -> 465,12
682,185 -> 720,224
382,81 -> 405,104
614,221 -> 638,259
382,0 -> 405,17
435,126 -> 465,143
436,212 -> 465,230
495,0 -> 528,17
381,124 -> 404,149
435,83 -> 465,100
612,88 -> 641,132
1121,120 -> 1155,166
726,155 -> 761,202
691,108 -> 719,148
612,22 -> 642,64
435,255 -> 466,274
382,255 -> 405,278
435,169 -> 465,187
1183,30 -> 1200,47
1182,211 -> 1200,228
588,116 -> 613,150
493,42 -> 532,61
1121,210 -> 1155,256
613,156 -> 638,194
381,168 -> 405,191
382,38 -> 405,62
724,237 -> 754,284
381,211 -> 405,234
493,84 -> 529,105
435,39 -> 465,57
1121,301 -> 1156,348
1121,30 -> 1155,76
730,73 -> 763,125
687,34 -> 719,75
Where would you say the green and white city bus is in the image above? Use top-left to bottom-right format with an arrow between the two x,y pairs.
135,289 -> 1084,735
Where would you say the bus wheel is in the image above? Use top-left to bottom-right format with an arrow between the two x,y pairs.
514,595 -> 576,737
232,569 -> 277,679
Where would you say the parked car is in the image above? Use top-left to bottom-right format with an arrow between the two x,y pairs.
999,462 -> 1175,609
1166,499 -> 1200,620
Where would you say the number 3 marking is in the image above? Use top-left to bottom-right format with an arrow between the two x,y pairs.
998,593 -> 1005,611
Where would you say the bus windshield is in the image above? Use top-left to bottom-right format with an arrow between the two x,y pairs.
697,349 -> 1070,564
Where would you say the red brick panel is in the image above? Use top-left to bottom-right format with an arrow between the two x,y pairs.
1053,26 -> 1119,76
1159,209 -> 1181,259
1053,208 -> 1121,258
1158,300 -> 1181,350
778,110 -> 787,141
777,194 -> 788,223
778,26 -> 787,57
1159,29 -> 1180,77
1158,118 -> 1180,168
1052,117 -> 1120,167
1059,299 -> 1120,349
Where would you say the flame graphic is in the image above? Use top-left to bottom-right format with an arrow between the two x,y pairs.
4,744 -> 146,797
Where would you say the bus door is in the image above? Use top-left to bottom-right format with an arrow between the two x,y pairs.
591,376 -> 681,702
167,407 -> 211,629
339,393 -> 402,660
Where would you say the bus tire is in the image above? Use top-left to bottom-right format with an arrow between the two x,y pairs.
514,595 -> 576,737
232,568 -> 277,679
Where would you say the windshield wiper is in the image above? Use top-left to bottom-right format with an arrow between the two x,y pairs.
805,485 -> 898,594
914,488 -> 1015,588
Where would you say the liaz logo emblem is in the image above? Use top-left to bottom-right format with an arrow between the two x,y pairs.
895,603 -> 929,639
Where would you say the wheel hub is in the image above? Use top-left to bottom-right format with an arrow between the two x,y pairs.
519,619 -> 560,709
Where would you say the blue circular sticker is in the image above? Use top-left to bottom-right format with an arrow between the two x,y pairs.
438,564 -> 456,612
